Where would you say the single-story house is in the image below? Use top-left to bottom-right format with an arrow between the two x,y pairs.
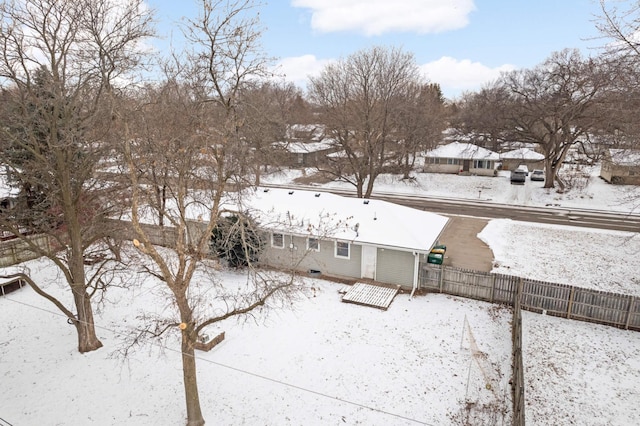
423,142 -> 499,176
499,148 -> 545,171
248,187 -> 450,291
600,149 -> 640,185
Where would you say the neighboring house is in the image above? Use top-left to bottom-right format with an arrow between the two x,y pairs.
423,142 -> 499,176
499,148 -> 545,171
600,149 -> 640,185
274,139 -> 338,167
248,187 -> 449,291
285,124 -> 326,141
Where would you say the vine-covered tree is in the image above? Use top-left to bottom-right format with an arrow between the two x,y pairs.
210,215 -> 263,268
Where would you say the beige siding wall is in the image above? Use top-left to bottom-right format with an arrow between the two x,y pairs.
259,234 -> 362,279
376,248 -> 415,288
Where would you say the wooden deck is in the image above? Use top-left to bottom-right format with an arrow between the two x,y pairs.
341,283 -> 400,310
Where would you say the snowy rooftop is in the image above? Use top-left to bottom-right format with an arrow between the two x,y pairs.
608,148 -> 640,166
499,147 -> 545,161
285,124 -> 326,140
275,140 -> 335,154
247,187 -> 449,253
425,142 -> 499,160
0,172 -> 20,199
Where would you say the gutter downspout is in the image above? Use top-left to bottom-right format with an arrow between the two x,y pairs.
410,251 -> 419,300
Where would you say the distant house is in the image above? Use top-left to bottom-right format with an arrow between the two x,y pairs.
285,124 -> 325,141
600,149 -> 640,185
249,188 -> 449,290
499,148 -> 545,171
274,139 -> 338,167
423,142 -> 499,176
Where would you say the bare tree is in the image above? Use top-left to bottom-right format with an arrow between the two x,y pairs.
497,49 -> 612,190
121,2 -> 308,425
308,46 -> 425,198
394,82 -> 448,179
595,0 -> 640,141
596,0 -> 640,58
237,80 -> 302,185
0,0 -> 153,352
449,83 -> 513,152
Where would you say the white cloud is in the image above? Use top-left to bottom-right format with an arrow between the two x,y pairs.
292,0 -> 475,36
420,56 -> 515,98
271,54 -> 334,88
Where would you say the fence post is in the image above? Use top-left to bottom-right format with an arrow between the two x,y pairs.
625,297 -> 636,330
515,277 -> 523,307
439,263 -> 444,293
490,274 -> 496,303
567,286 -> 575,319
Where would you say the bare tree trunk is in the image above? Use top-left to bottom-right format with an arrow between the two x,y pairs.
72,286 -> 103,353
176,293 -> 205,426
355,180 -> 364,198
182,334 -> 204,426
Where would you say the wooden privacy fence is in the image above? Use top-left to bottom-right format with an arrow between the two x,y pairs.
418,263 -> 640,331
0,234 -> 50,267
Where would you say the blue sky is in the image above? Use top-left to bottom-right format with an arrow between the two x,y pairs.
146,0 -> 607,99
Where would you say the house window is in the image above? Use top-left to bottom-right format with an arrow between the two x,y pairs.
271,233 -> 284,249
307,237 -> 320,251
473,160 -> 492,169
447,158 -> 459,165
335,241 -> 350,259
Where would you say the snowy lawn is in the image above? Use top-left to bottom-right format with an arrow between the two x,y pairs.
0,256 -> 513,425
522,311 -> 640,425
478,219 -> 640,297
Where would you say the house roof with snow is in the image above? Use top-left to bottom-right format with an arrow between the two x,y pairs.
247,187 -> 449,253
607,149 -> 640,166
274,140 -> 335,154
499,148 -> 545,161
425,142 -> 499,160
285,124 -> 326,140
0,171 -> 20,199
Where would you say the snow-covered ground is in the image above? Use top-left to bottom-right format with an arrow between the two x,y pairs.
1,165 -> 639,425
1,256 -> 513,425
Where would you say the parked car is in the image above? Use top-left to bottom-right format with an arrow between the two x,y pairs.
515,164 -> 529,176
530,169 -> 545,181
510,169 -> 527,184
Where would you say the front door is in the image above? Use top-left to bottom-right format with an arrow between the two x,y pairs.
463,159 -> 470,172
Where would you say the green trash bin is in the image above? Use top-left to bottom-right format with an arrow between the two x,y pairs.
427,252 -> 444,265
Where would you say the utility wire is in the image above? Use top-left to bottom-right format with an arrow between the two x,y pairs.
1,296 -> 432,425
